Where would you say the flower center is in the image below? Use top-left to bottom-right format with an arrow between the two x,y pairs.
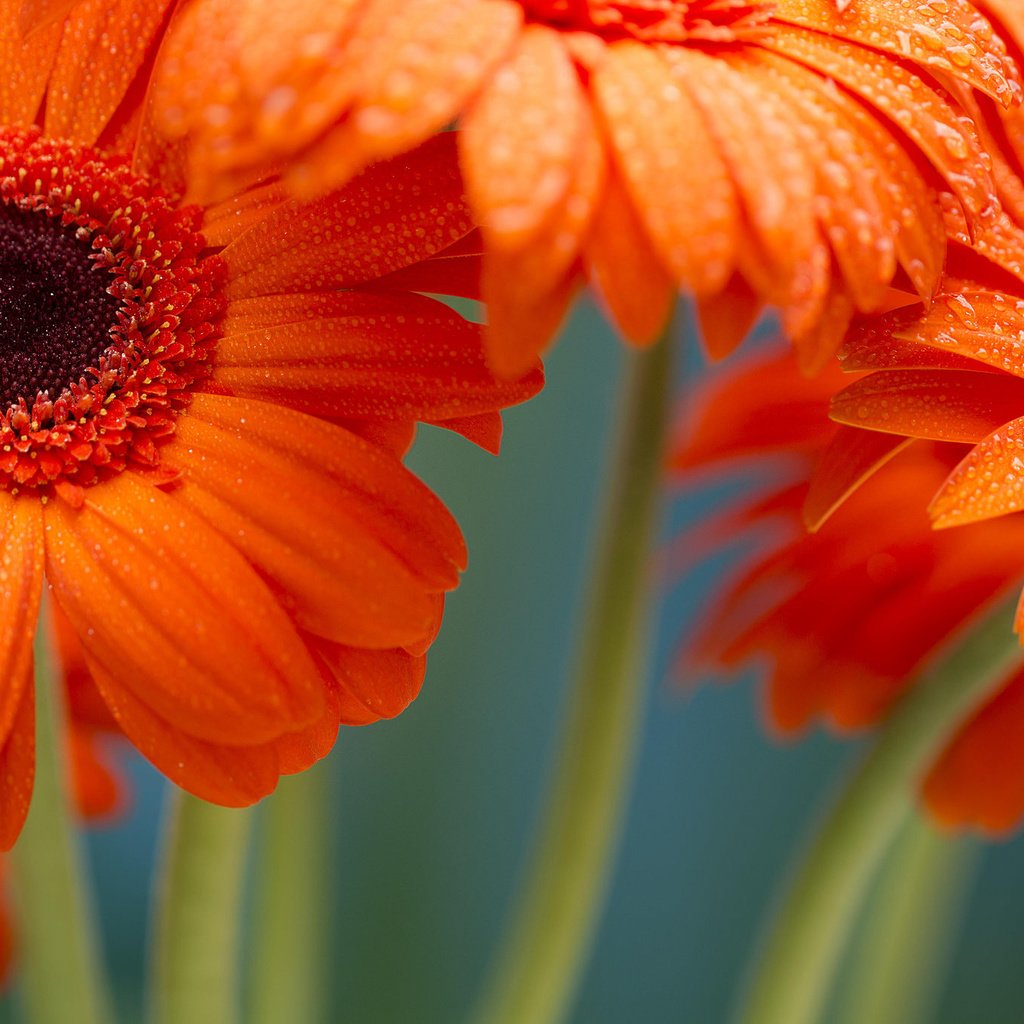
519,0 -> 770,41
0,205 -> 121,409
0,128 -> 225,500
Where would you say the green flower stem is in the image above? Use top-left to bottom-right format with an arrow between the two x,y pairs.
739,594 -> 1021,1024
247,764 -> 333,1024
150,792 -> 253,1024
470,329 -> 674,1024
10,602 -> 112,1024
834,813 -> 976,1024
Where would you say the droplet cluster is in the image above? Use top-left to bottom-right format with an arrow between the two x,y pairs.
0,128 -> 226,500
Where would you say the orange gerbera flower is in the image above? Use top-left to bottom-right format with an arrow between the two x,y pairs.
152,0 -> 1021,375
673,347 -> 1024,834
0,0 -> 541,848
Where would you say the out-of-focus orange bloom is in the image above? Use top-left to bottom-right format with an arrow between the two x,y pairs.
152,0 -> 1021,376
0,0 -> 541,848
673,347 -> 1024,835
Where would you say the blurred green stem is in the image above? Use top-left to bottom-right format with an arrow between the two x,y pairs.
834,813 -> 976,1024
10,601 -> 111,1024
470,328 -> 674,1024
150,792 -> 253,1024
739,594 -> 1021,1024
247,764 -> 333,1024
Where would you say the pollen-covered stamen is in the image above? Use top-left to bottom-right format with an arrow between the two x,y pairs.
0,128 -> 226,497
0,204 -> 121,409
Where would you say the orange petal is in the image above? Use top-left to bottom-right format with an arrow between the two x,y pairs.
461,24 -> 583,250
44,473 -> 325,745
483,264 -> 579,378
929,416 -> 1024,527
696,276 -> 763,361
312,639 -> 426,726
770,0 -> 1021,105
0,679 -> 34,850
0,494 -> 43,746
224,133 -> 473,297
0,0 -> 61,123
762,26 -> 996,218
286,0 -> 522,193
87,658 -> 282,806
830,369 -> 1024,442
594,42 -> 737,296
167,403 -> 459,649
666,47 -> 817,302
923,663 -> 1024,835
43,0 -> 176,144
216,290 -> 542,427
68,730 -> 122,819
804,426 -> 913,529
583,165 -> 675,346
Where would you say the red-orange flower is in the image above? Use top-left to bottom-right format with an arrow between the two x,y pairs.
673,348 -> 1024,834
0,0 -> 541,848
152,0 -> 1020,375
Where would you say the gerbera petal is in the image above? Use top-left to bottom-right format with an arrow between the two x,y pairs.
479,92 -> 603,374
0,493 -> 43,746
44,473 -> 326,745
68,730 -> 121,818
583,164 -> 675,346
771,0 -> 1021,104
830,368 -> 1024,441
215,291 -> 541,427
223,133 -> 473,297
43,0 -> 176,144
696,276 -> 764,361
804,426 -> 914,529
847,287 -> 1024,376
88,659 -> 281,806
0,0 -> 61,123
923,666 -> 1024,834
312,638 -> 426,726
0,680 -> 34,850
286,0 -> 523,194
594,41 -> 738,296
167,406 -> 456,649
483,264 -> 580,379
762,26 -> 996,217
201,179 -> 290,249
929,416 -> 1024,526
462,24 -> 584,250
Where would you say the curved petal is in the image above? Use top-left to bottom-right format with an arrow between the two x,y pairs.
760,27 -> 996,218
168,394 -> 465,646
770,0 -> 1021,105
311,638 -> 426,726
43,0 -> 176,144
0,0 -> 61,124
216,291 -> 542,427
594,41 -> 738,296
461,24 -> 584,250
929,415 -> 1024,526
87,657 -> 282,806
0,679 -> 34,850
829,368 -> 1024,442
44,473 -> 325,745
283,0 -> 522,194
224,133 -> 473,297
923,665 -> 1024,835
583,164 -> 675,346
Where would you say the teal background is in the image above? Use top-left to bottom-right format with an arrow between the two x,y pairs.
4,302 -> 1023,1021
